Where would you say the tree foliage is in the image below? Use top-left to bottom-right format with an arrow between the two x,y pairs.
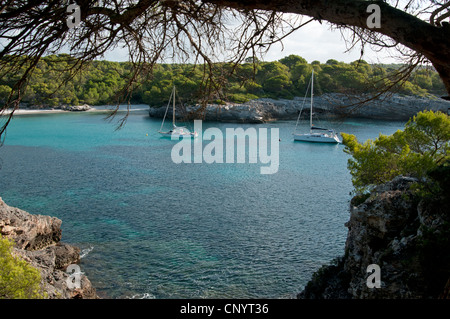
0,236 -> 46,299
342,110 -> 450,194
0,54 -> 444,109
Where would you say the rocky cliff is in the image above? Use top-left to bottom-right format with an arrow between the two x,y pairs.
17,103 -> 91,112
0,197 -> 97,299
149,93 -> 450,123
298,176 -> 450,299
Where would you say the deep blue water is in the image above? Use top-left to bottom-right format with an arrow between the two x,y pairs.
0,107 -> 405,298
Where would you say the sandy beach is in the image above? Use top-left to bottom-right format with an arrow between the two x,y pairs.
1,105 -> 149,116
1,109 -> 76,116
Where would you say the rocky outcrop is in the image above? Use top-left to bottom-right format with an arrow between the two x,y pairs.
298,176 -> 450,299
18,103 -> 91,112
0,197 -> 97,299
149,94 -> 450,123
60,104 -> 91,112
149,101 -> 266,123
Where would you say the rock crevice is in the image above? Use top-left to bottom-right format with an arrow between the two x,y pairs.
298,176 -> 450,299
0,197 -> 97,299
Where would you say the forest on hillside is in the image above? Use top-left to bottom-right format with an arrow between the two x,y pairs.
0,54 -> 446,108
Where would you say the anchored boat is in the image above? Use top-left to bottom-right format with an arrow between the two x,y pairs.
158,86 -> 198,139
293,70 -> 341,144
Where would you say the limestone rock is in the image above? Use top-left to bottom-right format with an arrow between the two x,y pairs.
0,197 -> 97,299
149,93 -> 450,123
0,198 -> 62,250
343,177 -> 420,298
61,104 -> 91,112
299,176 -> 450,299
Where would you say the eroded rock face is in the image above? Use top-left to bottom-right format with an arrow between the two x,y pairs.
0,200 -> 62,250
0,197 -> 97,299
148,93 -> 450,123
343,176 -> 421,298
61,104 -> 91,112
299,176 -> 450,299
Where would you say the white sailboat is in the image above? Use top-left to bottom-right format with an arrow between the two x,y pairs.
293,70 -> 341,143
158,86 -> 198,139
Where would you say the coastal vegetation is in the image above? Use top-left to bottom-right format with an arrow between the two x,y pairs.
0,236 -> 46,299
342,110 -> 450,297
0,54 -> 445,109
300,110 -> 450,299
342,110 -> 450,195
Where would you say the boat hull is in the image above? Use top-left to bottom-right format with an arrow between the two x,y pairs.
293,133 -> 341,143
159,131 -> 198,139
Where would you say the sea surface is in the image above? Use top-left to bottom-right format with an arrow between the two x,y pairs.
0,106 -> 405,298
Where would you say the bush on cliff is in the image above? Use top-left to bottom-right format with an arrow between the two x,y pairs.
342,110 -> 450,194
0,236 -> 46,299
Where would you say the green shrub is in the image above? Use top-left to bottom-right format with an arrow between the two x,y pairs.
0,236 -> 46,299
342,110 -> 450,194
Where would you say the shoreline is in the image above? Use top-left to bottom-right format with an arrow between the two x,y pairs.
1,105 -> 149,116
1,109 -> 83,115
149,93 -> 450,123
3,94 -> 450,122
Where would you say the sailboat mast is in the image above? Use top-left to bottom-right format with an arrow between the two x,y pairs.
310,70 -> 314,132
172,86 -> 176,127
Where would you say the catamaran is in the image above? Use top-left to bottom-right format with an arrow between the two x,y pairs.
293,70 -> 341,143
158,86 -> 198,139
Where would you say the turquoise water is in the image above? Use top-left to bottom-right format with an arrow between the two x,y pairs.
0,108 -> 405,298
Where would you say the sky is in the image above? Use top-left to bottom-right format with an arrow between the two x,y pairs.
102,20 -> 398,65
261,21 -> 395,64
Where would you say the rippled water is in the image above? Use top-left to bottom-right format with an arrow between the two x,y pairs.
0,107 -> 405,298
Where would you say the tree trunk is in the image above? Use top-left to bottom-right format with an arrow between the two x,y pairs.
206,0 -> 450,98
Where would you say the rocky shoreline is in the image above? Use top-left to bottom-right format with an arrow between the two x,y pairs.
17,103 -> 92,112
149,93 -> 450,123
298,176 -> 450,299
0,197 -> 97,299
